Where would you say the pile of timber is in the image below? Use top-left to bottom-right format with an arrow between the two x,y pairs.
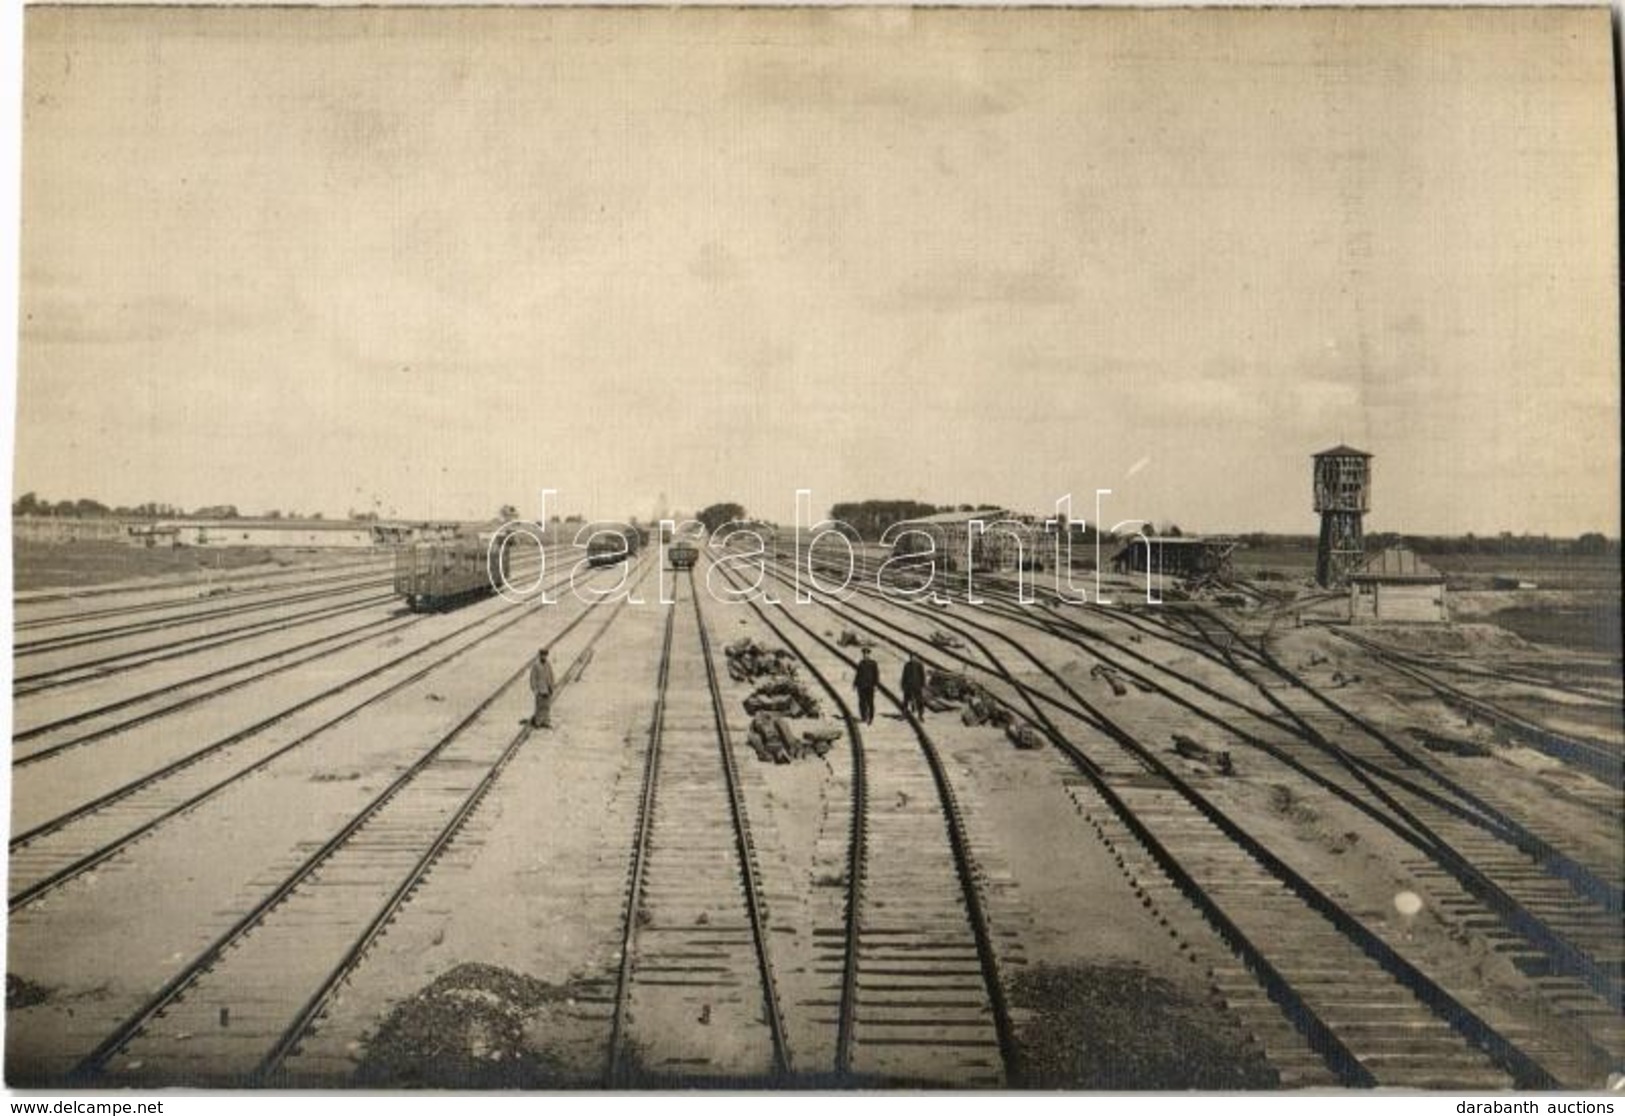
745,713 -> 842,764
743,678 -> 822,718
927,669 -> 975,703
924,669 -> 1012,728
724,638 -> 798,683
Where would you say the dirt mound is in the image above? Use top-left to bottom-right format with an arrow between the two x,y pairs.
354,962 -> 585,1088
1360,622 -> 1534,656
1012,963 -> 1276,1089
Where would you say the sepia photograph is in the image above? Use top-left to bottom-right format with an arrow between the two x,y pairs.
2,2 -> 1621,1095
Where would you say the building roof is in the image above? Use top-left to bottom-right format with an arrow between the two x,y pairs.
1313,444 -> 1373,458
165,519 -> 378,532
902,508 -> 1011,526
1350,545 -> 1443,582
1119,536 -> 1232,547
1110,537 -> 1238,566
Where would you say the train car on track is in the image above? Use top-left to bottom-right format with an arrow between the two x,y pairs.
586,525 -> 642,568
394,534 -> 510,611
667,539 -> 699,571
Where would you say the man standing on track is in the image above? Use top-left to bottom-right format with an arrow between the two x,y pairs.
529,648 -> 556,729
900,652 -> 927,720
854,646 -> 880,725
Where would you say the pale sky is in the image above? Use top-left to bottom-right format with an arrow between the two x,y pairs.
12,7 -> 1620,534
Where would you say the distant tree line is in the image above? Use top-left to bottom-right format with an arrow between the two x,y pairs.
1395,531 -> 1618,558
1231,531 -> 1619,557
11,492 -> 1616,557
12,492 -> 195,519
10,493 -> 335,522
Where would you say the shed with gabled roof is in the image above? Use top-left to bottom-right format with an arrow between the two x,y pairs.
1348,544 -> 1447,623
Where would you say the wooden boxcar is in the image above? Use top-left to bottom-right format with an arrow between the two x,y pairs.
394,535 -> 510,611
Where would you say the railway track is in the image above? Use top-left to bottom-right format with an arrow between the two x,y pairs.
1329,628 -> 1623,781
749,544 -> 1588,1085
910,569 -> 1625,1003
11,549 -> 550,698
1166,608 -> 1622,881
963,587 -> 1623,903
63,574 -> 635,1086
1166,610 -> 1623,1014
1330,627 -> 1620,702
709,555 -> 1018,1086
16,535 -> 1613,1087
11,612 -> 421,760
11,549 -> 554,754
13,561 -> 398,633
12,553 -> 394,611
896,567 -> 1623,1059
8,561 -> 617,912
12,593 -> 400,695
13,576 -> 398,657
603,571 -> 788,1084
975,573 -> 1620,812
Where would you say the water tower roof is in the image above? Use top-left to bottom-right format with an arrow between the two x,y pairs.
1313,444 -> 1373,458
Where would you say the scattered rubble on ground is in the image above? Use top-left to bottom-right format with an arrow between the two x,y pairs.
1172,733 -> 1234,775
1267,783 -> 1317,826
1408,726 -> 1494,758
1092,664 -> 1129,697
929,630 -> 965,650
1005,719 -> 1045,750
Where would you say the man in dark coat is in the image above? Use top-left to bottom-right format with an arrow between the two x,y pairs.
529,648 -> 556,728
853,647 -> 880,725
900,652 -> 927,719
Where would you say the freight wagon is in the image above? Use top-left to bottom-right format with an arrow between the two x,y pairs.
394,534 -> 511,611
587,526 -> 643,568
667,539 -> 699,570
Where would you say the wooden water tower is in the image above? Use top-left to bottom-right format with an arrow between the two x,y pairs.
1313,445 -> 1372,588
